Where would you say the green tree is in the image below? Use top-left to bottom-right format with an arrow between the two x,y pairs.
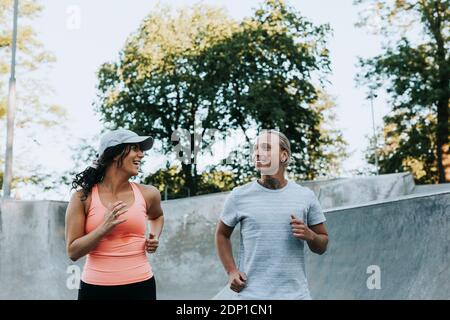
355,0 -> 449,183
95,3 -> 237,196
96,0 -> 347,196
364,118 -> 438,183
309,91 -> 349,178
200,0 -> 345,180
0,0 -> 67,194
0,0 -> 62,122
214,90 -> 348,183
143,164 -> 237,200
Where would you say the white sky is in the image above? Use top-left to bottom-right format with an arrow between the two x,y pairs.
3,0 -> 391,200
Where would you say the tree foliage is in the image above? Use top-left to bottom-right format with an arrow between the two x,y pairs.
0,0 -> 67,194
0,0 -> 62,122
96,0 -> 347,195
356,0 -> 449,183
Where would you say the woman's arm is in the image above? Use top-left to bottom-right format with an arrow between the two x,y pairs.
145,185 -> 164,238
148,190 -> 164,239
65,191 -> 127,261
140,185 -> 164,253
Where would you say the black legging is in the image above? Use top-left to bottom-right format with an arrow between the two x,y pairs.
78,277 -> 156,300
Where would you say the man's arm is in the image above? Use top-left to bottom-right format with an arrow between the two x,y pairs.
290,215 -> 329,255
215,221 -> 238,274
306,223 -> 328,255
215,221 -> 247,292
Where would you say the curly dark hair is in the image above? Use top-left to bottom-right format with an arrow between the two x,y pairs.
71,143 -> 139,201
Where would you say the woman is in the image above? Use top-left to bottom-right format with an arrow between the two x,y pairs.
65,129 -> 164,300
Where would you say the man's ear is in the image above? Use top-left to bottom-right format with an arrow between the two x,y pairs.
281,150 -> 288,163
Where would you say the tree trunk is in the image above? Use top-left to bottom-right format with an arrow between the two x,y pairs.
430,1 -> 449,183
434,31 -> 449,182
181,162 -> 195,197
180,133 -> 199,197
435,54 -> 449,183
436,94 -> 449,183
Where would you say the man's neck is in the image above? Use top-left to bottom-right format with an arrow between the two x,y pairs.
258,173 -> 287,190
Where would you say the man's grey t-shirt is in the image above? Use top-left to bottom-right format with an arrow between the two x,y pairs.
220,179 -> 326,300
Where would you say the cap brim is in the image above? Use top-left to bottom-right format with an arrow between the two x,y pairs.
124,136 -> 154,151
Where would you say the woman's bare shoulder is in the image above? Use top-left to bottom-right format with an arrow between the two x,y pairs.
69,189 -> 92,215
135,183 -> 160,201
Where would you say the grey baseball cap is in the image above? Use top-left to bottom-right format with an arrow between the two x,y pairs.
97,129 -> 154,157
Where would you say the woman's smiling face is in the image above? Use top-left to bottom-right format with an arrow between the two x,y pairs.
116,144 -> 145,176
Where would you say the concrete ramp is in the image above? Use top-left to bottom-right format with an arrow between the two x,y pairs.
306,190 -> 450,299
0,174 -> 448,299
0,200 -> 72,299
311,172 -> 415,209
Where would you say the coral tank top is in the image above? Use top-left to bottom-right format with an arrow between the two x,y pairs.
81,182 -> 152,285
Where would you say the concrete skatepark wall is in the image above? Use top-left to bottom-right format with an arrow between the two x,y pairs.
303,172 -> 416,209
0,173 -> 449,299
0,201 -> 70,299
306,190 -> 450,299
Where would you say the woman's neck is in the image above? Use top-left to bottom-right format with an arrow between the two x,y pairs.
100,169 -> 130,195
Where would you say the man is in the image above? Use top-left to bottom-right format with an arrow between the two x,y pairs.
215,130 -> 329,300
